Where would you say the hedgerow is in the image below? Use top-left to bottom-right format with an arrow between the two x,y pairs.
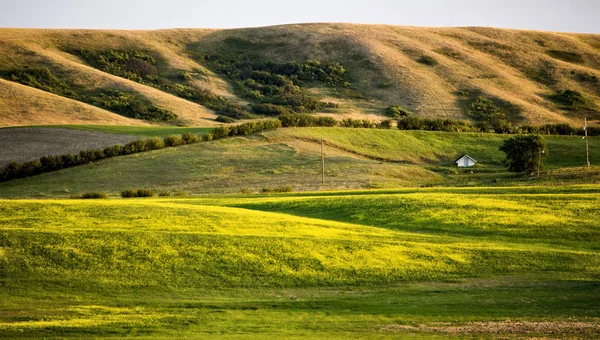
0,119 -> 286,183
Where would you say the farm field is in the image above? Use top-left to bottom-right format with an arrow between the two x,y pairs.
0,187 -> 599,338
0,127 -> 140,166
0,127 -> 598,198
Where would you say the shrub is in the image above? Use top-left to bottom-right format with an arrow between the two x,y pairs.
397,116 -> 477,132
163,135 -> 183,147
6,68 -> 78,98
377,120 -> 394,129
123,139 -> 148,154
417,56 -> 438,66
121,189 -> 138,198
146,137 -> 165,150
198,54 -> 348,113
174,191 -> 189,196
549,89 -> 589,109
251,103 -> 294,116
89,90 -> 177,122
79,149 -> 105,163
278,114 -> 337,127
384,105 -> 412,119
262,186 -> 293,193
158,191 -> 171,197
340,119 -> 375,128
181,132 -> 200,144
216,115 -> 236,123
80,192 -> 108,199
546,50 -> 584,64
120,189 -> 155,198
499,135 -> 548,174
103,144 -> 124,157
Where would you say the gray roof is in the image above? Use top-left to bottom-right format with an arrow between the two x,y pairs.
454,154 -> 477,163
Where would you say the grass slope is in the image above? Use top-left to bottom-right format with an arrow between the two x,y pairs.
0,127 -> 598,198
0,187 -> 598,338
2,24 -> 600,126
0,79 -> 147,126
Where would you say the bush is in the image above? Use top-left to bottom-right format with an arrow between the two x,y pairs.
340,119 -> 376,128
384,105 -> 412,119
7,68 -> 78,98
397,116 -> 477,132
103,144 -> 124,157
121,189 -> 138,198
210,119 -> 282,140
158,191 -> 171,197
377,120 -> 394,129
278,114 -> 337,127
123,139 -> 148,154
121,189 -> 155,198
417,56 -> 438,66
262,186 -> 293,193
549,89 -> 589,109
79,192 -> 108,199
181,132 -> 201,144
198,54 -> 348,113
163,135 -> 183,147
89,90 -> 176,122
174,191 -> 189,196
146,137 -> 165,150
79,149 -> 105,163
499,135 -> 548,174
251,103 -> 294,116
216,115 -> 236,123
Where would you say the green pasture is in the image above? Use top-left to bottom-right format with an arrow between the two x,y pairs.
0,187 -> 599,338
1,128 -> 599,198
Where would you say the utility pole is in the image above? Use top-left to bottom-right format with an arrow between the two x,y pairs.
584,118 -> 591,169
321,137 -> 325,185
537,148 -> 542,179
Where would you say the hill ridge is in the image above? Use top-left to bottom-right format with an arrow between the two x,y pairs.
1,24 -> 600,127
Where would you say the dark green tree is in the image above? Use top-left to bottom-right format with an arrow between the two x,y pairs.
499,135 -> 548,174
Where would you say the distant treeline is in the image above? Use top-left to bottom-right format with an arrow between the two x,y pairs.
395,116 -> 599,136
1,115 -> 597,183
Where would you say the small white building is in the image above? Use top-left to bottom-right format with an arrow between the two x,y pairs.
454,154 -> 477,168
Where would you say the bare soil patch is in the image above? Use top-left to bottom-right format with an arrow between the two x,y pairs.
382,320 -> 600,338
0,127 -> 138,166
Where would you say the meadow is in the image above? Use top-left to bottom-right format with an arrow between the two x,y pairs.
0,127 -> 598,198
0,187 -> 599,338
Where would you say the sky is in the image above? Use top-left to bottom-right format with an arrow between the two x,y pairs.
1,0 -> 599,33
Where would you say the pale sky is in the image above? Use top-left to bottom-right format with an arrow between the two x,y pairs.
1,0 -> 599,33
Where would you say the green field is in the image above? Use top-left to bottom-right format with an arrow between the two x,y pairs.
1,187 -> 599,338
0,128 -> 598,198
1,128 -> 599,338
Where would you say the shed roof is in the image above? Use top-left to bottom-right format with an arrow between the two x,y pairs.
454,154 -> 477,163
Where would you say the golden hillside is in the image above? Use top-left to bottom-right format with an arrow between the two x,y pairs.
1,24 -> 599,127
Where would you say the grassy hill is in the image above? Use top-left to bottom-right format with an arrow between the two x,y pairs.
2,24 -> 600,127
0,127 -> 597,198
0,187 -> 598,338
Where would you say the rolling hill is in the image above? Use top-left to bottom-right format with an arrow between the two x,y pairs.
2,24 -> 600,127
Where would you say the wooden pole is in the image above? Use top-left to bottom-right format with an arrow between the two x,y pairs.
585,118 -> 591,169
321,137 -> 325,185
537,148 -> 541,179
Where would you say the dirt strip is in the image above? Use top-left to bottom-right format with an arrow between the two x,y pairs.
0,128 -> 139,166
382,321 -> 600,338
